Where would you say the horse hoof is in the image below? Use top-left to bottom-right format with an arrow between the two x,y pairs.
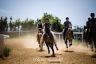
57,48 -> 59,51
51,55 -> 55,57
38,49 -> 43,52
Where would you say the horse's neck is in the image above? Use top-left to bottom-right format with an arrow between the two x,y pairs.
66,30 -> 72,35
38,32 -> 42,35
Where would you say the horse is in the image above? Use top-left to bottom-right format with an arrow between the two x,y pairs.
64,28 -> 74,49
40,32 -> 58,57
84,25 -> 96,52
37,28 -> 43,51
88,27 -> 96,52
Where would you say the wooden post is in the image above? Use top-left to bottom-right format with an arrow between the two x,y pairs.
0,34 -> 4,57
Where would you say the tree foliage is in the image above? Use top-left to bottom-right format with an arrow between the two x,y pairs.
0,13 -> 63,32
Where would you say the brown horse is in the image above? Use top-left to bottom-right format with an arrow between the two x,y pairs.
84,26 -> 96,52
37,28 -> 43,51
40,32 -> 58,57
64,28 -> 74,49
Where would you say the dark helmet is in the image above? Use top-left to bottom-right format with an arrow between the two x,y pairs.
90,13 -> 95,18
66,17 -> 69,20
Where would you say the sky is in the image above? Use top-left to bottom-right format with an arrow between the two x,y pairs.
0,0 -> 96,26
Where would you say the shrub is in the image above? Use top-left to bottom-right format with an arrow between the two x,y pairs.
3,46 -> 11,57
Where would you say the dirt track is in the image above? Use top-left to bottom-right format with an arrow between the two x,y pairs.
0,34 -> 96,64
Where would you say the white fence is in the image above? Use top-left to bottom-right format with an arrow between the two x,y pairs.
52,31 -> 83,43
5,31 -> 84,42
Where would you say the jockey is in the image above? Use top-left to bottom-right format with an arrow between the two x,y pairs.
87,13 -> 96,43
43,18 -> 51,34
37,19 -> 43,33
89,13 -> 96,51
41,18 -> 58,51
63,17 -> 73,40
84,18 -> 91,43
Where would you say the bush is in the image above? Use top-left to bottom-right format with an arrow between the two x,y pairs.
3,46 -> 11,57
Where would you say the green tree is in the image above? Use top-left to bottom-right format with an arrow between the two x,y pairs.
9,17 -> 13,31
41,13 -> 63,32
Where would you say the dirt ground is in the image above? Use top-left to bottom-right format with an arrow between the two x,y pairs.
0,34 -> 96,64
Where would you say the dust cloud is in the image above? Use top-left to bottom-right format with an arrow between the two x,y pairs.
5,33 -> 93,55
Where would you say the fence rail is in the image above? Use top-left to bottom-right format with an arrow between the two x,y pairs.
52,31 -> 83,43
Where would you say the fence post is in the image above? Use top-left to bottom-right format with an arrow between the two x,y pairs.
0,34 -> 4,57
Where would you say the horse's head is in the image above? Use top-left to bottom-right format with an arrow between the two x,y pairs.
68,27 -> 72,31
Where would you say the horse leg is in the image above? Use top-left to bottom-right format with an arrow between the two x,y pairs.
90,42 -> 94,52
49,43 -> 55,57
45,43 -> 50,54
39,41 -> 43,51
94,40 -> 96,52
69,40 -> 72,47
93,37 -> 96,52
93,40 -> 96,52
94,43 -> 96,52
65,40 -> 68,48
55,44 -> 58,50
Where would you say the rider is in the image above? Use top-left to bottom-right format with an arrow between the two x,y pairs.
89,13 -> 96,51
63,17 -> 73,40
37,19 -> 43,51
42,18 -> 58,50
37,19 -> 43,33
43,18 -> 51,34
84,18 -> 91,44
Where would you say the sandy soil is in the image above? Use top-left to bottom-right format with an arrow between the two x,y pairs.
0,34 -> 96,64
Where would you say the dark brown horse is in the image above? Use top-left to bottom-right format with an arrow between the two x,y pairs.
84,26 -> 96,52
64,28 -> 74,49
40,32 -> 58,57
